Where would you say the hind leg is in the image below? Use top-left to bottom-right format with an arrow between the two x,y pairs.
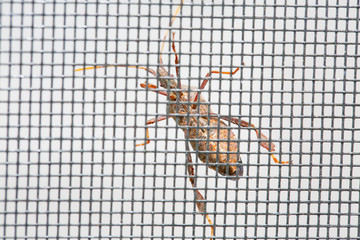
185,141 -> 214,239
220,116 -> 289,164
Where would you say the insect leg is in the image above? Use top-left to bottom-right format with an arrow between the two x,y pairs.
185,141 -> 215,239
220,116 -> 289,164
136,116 -> 169,147
140,83 -> 169,97
191,68 -> 240,109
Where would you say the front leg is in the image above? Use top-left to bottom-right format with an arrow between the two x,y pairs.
135,116 -> 168,147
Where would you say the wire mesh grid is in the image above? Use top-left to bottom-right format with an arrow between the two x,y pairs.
0,0 -> 359,239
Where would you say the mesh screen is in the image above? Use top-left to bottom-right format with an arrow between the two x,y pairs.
0,1 -> 359,239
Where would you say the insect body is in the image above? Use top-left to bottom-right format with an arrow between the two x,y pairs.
76,2 -> 289,239
169,83 -> 243,178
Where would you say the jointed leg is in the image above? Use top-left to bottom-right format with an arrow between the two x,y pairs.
185,141 -> 214,239
135,116 -> 169,147
76,65 -> 171,146
192,68 -> 240,109
140,83 -> 168,97
220,116 -> 289,164
139,82 -> 179,101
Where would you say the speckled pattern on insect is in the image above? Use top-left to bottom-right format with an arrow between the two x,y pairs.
76,2 -> 289,239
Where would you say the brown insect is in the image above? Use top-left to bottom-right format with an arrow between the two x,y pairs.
76,2 -> 289,239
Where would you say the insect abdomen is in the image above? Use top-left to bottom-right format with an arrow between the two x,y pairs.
185,117 -> 244,178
